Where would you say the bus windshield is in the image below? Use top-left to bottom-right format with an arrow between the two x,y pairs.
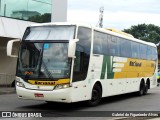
17,25 -> 75,80
17,42 -> 71,80
23,25 -> 75,40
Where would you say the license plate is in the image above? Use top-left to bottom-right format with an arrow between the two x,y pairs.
34,93 -> 44,97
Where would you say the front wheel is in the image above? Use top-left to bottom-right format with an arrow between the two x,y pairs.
87,84 -> 102,106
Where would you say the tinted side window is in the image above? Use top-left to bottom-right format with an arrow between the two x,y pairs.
120,39 -> 131,57
147,46 -> 158,61
93,31 -> 109,55
151,47 -> 158,61
108,36 -> 120,56
140,44 -> 147,59
93,31 -> 103,54
131,42 -> 139,58
147,46 -> 152,60
102,34 -> 109,55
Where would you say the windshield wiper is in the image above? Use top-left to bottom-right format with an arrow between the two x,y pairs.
41,60 -> 53,79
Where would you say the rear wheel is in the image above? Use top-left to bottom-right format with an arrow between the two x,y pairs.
144,82 -> 149,95
87,84 -> 102,106
138,81 -> 145,96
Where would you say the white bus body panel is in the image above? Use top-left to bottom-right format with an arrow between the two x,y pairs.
15,23 -> 157,103
16,77 -> 92,103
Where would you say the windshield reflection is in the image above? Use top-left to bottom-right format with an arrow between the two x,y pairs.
17,42 -> 71,80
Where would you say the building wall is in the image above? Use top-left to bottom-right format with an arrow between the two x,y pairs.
0,0 -> 68,86
0,17 -> 35,86
0,37 -> 19,85
0,17 -> 35,38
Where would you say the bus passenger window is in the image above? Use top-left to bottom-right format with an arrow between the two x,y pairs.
108,36 -> 120,56
140,44 -> 147,59
131,41 -> 139,58
120,39 -> 131,58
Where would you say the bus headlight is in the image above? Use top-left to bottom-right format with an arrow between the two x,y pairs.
54,84 -> 70,90
16,81 -> 25,88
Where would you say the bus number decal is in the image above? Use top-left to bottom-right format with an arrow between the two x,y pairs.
24,71 -> 33,75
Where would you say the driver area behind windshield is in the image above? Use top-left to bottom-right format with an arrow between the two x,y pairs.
17,42 -> 71,80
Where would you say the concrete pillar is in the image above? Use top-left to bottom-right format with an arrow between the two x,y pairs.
51,0 -> 67,22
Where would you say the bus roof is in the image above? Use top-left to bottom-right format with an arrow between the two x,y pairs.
106,28 -> 134,38
28,22 -> 156,48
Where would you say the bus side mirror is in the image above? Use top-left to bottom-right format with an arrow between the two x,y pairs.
68,39 -> 79,58
7,39 -> 20,57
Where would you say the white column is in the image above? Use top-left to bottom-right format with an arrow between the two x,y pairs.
51,0 -> 67,22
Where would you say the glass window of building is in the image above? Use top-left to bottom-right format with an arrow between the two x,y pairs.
0,0 -> 51,23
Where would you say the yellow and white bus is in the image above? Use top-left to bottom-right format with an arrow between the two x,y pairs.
7,23 -> 158,106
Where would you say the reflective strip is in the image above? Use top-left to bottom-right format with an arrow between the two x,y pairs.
113,63 -> 124,68
113,68 -> 122,72
113,57 -> 127,63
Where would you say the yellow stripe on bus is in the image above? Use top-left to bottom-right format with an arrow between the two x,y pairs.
113,58 -> 156,79
28,79 -> 70,86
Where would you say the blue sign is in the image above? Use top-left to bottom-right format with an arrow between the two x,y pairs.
44,44 -> 49,49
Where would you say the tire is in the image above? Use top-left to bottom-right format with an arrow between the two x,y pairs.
138,81 -> 145,96
144,83 -> 148,95
45,101 -> 53,104
87,84 -> 102,106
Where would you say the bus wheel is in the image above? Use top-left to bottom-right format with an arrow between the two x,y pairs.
144,82 -> 149,95
87,84 -> 102,106
138,81 -> 145,96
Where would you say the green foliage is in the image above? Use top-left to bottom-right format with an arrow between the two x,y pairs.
28,13 -> 51,23
123,24 -> 160,44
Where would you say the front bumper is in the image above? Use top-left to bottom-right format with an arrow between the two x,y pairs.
16,86 -> 72,103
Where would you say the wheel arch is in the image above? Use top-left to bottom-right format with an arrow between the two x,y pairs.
90,80 -> 103,98
94,81 -> 102,93
87,80 -> 103,106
